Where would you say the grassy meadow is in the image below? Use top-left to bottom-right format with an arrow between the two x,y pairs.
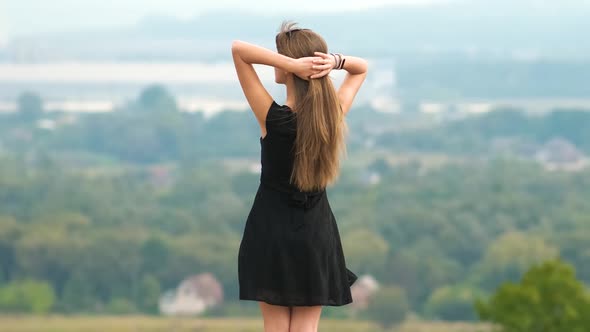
0,316 -> 491,332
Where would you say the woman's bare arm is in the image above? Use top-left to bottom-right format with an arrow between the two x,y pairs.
312,52 -> 368,115
337,56 -> 368,115
231,40 -> 322,129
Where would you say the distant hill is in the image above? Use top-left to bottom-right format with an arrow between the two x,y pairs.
4,0 -> 590,62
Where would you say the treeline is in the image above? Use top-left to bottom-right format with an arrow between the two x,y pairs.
0,158 -> 251,314
4,87 -> 590,164
1,87 -> 261,164
0,87 -> 589,321
6,86 -> 387,164
1,155 -> 589,319
377,108 -> 590,155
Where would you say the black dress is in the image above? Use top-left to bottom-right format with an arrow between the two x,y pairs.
238,101 -> 357,307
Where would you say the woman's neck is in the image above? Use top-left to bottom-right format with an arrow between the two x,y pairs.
284,76 -> 296,110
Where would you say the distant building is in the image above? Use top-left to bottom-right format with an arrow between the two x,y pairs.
159,273 -> 224,316
36,114 -> 78,131
148,165 -> 175,188
350,275 -> 380,311
359,170 -> 382,186
9,128 -> 33,142
535,137 -> 588,171
37,119 -> 57,131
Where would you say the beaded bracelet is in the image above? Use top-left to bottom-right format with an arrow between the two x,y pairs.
331,53 -> 339,69
330,52 -> 345,70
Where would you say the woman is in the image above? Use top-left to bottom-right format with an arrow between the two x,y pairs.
232,21 -> 368,332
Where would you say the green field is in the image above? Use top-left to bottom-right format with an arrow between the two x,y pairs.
0,316 -> 490,332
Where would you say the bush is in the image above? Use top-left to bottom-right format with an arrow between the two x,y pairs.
106,298 -> 137,315
424,285 -> 484,321
0,279 -> 55,313
365,285 -> 409,329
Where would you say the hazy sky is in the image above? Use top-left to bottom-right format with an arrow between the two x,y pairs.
1,0 -> 449,41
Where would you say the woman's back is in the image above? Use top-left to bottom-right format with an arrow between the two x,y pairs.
260,101 -> 306,192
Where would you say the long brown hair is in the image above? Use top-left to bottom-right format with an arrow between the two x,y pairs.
276,21 -> 347,192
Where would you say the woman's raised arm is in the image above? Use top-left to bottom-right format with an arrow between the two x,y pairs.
231,40 -> 322,127
337,55 -> 368,115
231,41 -> 277,127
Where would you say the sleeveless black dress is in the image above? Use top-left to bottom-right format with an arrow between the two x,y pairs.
238,101 -> 358,307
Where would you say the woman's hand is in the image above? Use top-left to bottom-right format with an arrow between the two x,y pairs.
310,52 -> 336,79
290,56 -> 323,80
290,52 -> 335,80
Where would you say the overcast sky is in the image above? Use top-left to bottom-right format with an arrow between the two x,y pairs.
0,0 -> 450,42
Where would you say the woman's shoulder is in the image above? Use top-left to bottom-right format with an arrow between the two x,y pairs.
268,101 -> 296,120
270,101 -> 295,113
267,100 -> 296,131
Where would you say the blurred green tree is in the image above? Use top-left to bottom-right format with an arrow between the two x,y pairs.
424,285 -> 485,321
61,271 -> 96,312
136,274 -> 161,314
342,229 -> 388,275
106,297 -> 137,315
137,85 -> 178,113
365,285 -> 409,329
0,279 -> 55,313
17,92 -> 43,121
470,232 -> 559,291
476,260 -> 590,332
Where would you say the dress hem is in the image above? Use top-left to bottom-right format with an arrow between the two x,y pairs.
239,295 -> 353,307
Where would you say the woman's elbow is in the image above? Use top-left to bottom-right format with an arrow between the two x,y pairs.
231,40 -> 244,54
359,58 -> 369,74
